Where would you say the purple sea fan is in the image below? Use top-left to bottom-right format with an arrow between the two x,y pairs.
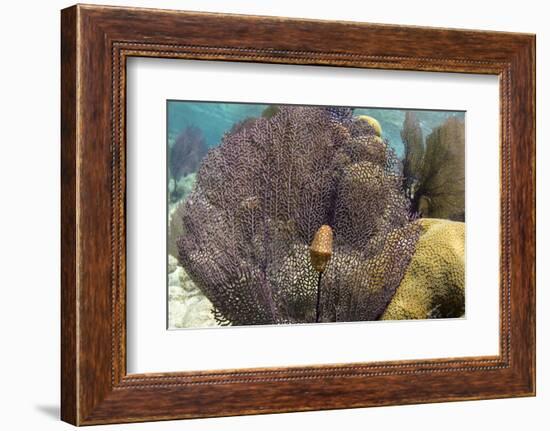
176,106 -> 421,325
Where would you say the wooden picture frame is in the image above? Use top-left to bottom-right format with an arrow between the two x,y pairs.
61,4 -> 535,425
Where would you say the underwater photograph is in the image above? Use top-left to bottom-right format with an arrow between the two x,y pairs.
167,101 -> 465,329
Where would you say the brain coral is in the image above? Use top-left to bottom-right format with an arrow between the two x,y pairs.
176,106 -> 421,326
381,218 -> 465,320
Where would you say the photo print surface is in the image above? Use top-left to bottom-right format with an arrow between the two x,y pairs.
167,101 -> 465,329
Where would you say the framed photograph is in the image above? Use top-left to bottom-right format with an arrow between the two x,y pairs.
61,4 -> 535,425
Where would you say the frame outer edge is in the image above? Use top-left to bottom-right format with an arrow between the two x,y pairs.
504,34 -> 536,396
524,35 -> 537,396
527,35 -> 536,395
531,34 -> 536,396
61,5 -> 79,426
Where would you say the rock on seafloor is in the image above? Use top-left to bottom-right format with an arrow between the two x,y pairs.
381,218 -> 465,320
168,254 -> 220,329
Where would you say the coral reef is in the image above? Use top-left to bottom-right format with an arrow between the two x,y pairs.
168,200 -> 185,259
401,114 -> 465,220
168,172 -> 197,203
168,173 -> 198,258
168,255 -> 218,328
381,218 -> 465,320
169,126 -> 207,202
261,105 -> 279,119
401,111 -> 424,200
175,106 -> 421,326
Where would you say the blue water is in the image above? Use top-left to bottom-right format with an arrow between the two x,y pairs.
167,100 -> 464,159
